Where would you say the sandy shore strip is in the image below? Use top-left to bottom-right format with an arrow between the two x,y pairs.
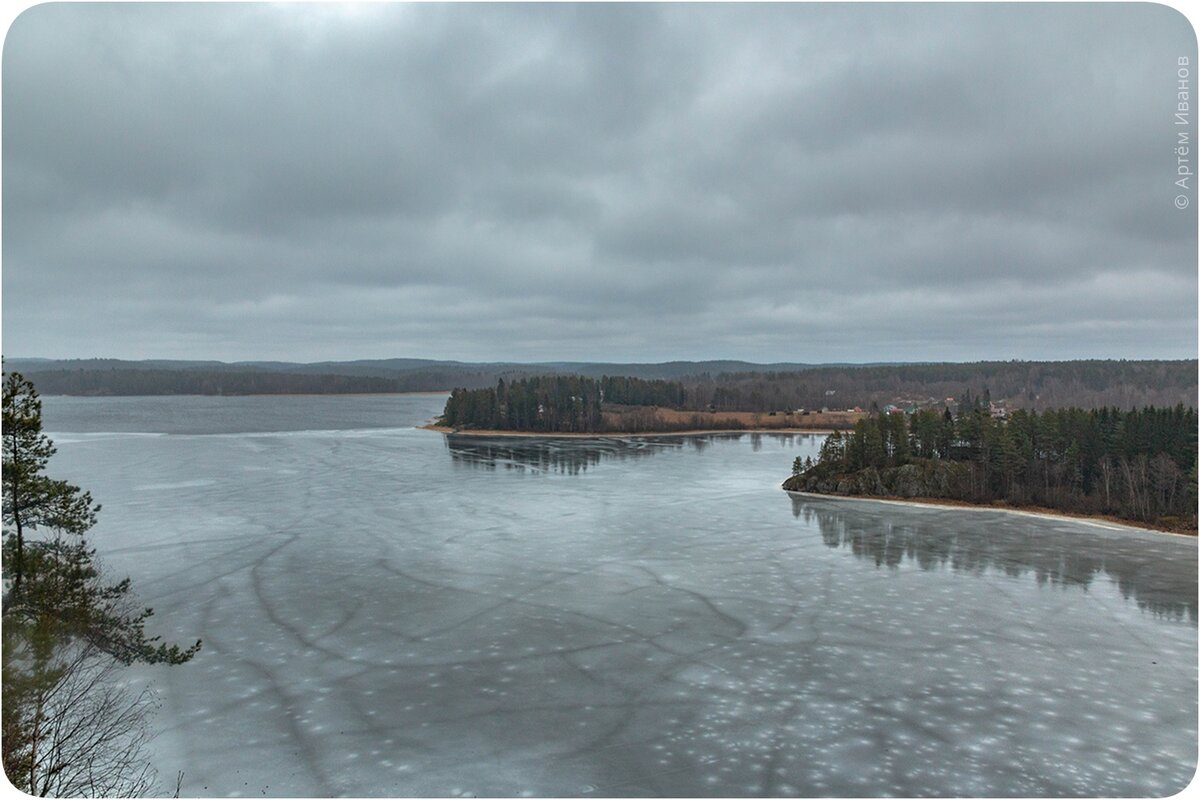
419,424 -> 837,438
785,490 -> 1197,538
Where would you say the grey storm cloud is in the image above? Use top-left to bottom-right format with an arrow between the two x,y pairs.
2,2 -> 1196,362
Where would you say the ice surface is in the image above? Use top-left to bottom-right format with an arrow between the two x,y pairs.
41,395 -> 1198,797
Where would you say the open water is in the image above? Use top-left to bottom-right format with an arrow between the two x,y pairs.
40,393 -> 1198,797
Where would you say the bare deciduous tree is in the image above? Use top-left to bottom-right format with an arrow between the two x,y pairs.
9,639 -> 158,797
3,372 -> 199,797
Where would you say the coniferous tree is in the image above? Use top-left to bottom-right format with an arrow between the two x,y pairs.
2,371 -> 201,794
793,404 -> 1197,529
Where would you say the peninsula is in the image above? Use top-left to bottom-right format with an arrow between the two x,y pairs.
783,403 -> 1198,534
434,374 -> 861,435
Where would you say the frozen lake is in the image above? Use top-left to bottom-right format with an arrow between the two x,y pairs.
41,393 -> 1197,797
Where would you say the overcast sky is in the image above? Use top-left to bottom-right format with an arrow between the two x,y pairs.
2,3 -> 1196,364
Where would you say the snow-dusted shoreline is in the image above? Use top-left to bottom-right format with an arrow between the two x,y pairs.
785,489 -> 1197,538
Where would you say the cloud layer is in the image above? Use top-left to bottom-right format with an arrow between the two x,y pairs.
3,3 -> 1196,362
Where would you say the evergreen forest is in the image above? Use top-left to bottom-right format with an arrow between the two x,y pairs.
438,375 -> 690,433
786,402 -> 1198,531
13,358 -> 1195,414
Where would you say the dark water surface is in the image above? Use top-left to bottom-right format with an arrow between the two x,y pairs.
41,394 -> 1198,797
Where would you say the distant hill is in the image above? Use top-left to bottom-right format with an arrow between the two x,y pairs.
4,357 -> 1196,411
4,357 -> 831,381
4,356 -> 836,390
530,360 -> 825,380
3,357 -> 534,394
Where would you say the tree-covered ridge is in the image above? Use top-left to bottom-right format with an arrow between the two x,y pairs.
439,375 -> 690,433
17,367 -> 498,396
10,358 -> 1196,412
688,359 -> 1196,413
785,403 -> 1198,531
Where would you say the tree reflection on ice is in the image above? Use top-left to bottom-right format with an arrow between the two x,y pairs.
444,432 -> 817,473
791,494 -> 1197,621
444,435 -> 681,474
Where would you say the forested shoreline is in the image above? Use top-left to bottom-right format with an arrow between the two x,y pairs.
686,359 -> 1195,413
438,375 -> 704,433
785,403 -> 1199,532
438,374 -> 861,433
12,358 -> 1196,413
14,368 -> 487,396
